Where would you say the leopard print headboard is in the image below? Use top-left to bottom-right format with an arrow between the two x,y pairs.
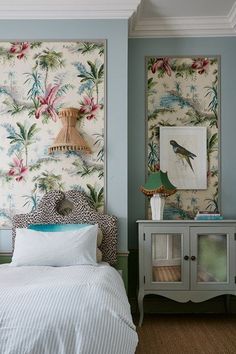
12,190 -> 118,265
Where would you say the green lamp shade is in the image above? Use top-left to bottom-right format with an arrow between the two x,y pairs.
140,171 -> 176,197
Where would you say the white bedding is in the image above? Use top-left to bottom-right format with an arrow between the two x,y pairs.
0,263 -> 138,354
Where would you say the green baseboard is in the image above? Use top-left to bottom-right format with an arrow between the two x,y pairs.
128,249 -> 139,298
116,253 -> 129,291
0,254 -> 12,264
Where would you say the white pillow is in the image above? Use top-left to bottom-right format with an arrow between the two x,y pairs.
11,224 -> 98,267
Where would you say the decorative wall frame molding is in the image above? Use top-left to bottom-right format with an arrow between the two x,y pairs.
146,55 -> 220,219
0,40 -> 106,225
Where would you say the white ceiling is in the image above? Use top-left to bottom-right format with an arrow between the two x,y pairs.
1,0 -> 236,37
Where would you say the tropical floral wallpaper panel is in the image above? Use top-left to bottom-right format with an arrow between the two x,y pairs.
146,56 -> 219,219
0,41 -> 105,225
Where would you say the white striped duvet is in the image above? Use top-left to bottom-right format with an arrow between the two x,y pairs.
0,263 -> 138,354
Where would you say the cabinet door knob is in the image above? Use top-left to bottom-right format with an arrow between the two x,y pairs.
191,255 -> 196,261
184,255 -> 189,260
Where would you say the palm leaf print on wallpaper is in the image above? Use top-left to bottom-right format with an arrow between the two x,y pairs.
146,56 -> 219,220
0,41 -> 105,225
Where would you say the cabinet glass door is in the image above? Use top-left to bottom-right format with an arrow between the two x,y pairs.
145,226 -> 189,290
191,226 -> 235,290
152,233 -> 182,282
197,234 -> 227,283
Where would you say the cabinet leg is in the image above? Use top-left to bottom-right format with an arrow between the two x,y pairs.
138,291 -> 144,327
224,295 -> 231,313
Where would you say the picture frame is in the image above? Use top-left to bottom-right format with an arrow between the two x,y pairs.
0,40 -> 106,226
160,126 -> 207,190
146,55 -> 220,219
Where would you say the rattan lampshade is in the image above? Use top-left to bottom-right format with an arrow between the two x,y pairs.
48,107 -> 91,154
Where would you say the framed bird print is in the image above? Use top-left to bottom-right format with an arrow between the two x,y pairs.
160,127 -> 207,189
146,55 -> 220,219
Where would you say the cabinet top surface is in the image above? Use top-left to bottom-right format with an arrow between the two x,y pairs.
136,220 -> 236,224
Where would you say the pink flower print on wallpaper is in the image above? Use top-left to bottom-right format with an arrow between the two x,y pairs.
79,95 -> 100,120
35,84 -> 61,121
9,42 -> 30,59
8,157 -> 28,182
0,41 -> 105,223
191,58 -> 209,74
151,57 -> 172,76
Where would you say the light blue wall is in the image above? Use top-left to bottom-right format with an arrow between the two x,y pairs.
128,37 -> 236,249
0,20 -> 129,252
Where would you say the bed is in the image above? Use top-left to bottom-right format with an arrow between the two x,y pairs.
0,190 -> 138,354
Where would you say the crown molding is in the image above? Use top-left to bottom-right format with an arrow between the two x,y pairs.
129,1 -> 236,37
228,1 -> 236,30
0,0 -> 141,20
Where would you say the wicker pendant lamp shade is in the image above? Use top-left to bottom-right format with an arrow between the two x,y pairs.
48,108 -> 91,154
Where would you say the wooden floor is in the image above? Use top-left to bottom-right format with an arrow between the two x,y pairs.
135,314 -> 236,354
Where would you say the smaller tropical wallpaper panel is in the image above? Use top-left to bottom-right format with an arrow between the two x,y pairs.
0,41 -> 105,225
146,56 -> 219,219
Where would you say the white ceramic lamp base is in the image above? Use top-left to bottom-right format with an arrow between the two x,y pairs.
150,194 -> 165,220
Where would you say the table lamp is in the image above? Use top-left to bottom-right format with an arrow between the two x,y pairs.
140,170 -> 176,220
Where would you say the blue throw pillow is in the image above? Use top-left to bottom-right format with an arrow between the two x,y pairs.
28,223 -> 91,232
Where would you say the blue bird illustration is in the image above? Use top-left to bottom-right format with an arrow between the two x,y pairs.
170,140 -> 196,172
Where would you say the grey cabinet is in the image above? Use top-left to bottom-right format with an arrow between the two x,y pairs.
137,220 -> 236,326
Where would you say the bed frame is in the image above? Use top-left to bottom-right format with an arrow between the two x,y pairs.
12,190 -> 118,265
